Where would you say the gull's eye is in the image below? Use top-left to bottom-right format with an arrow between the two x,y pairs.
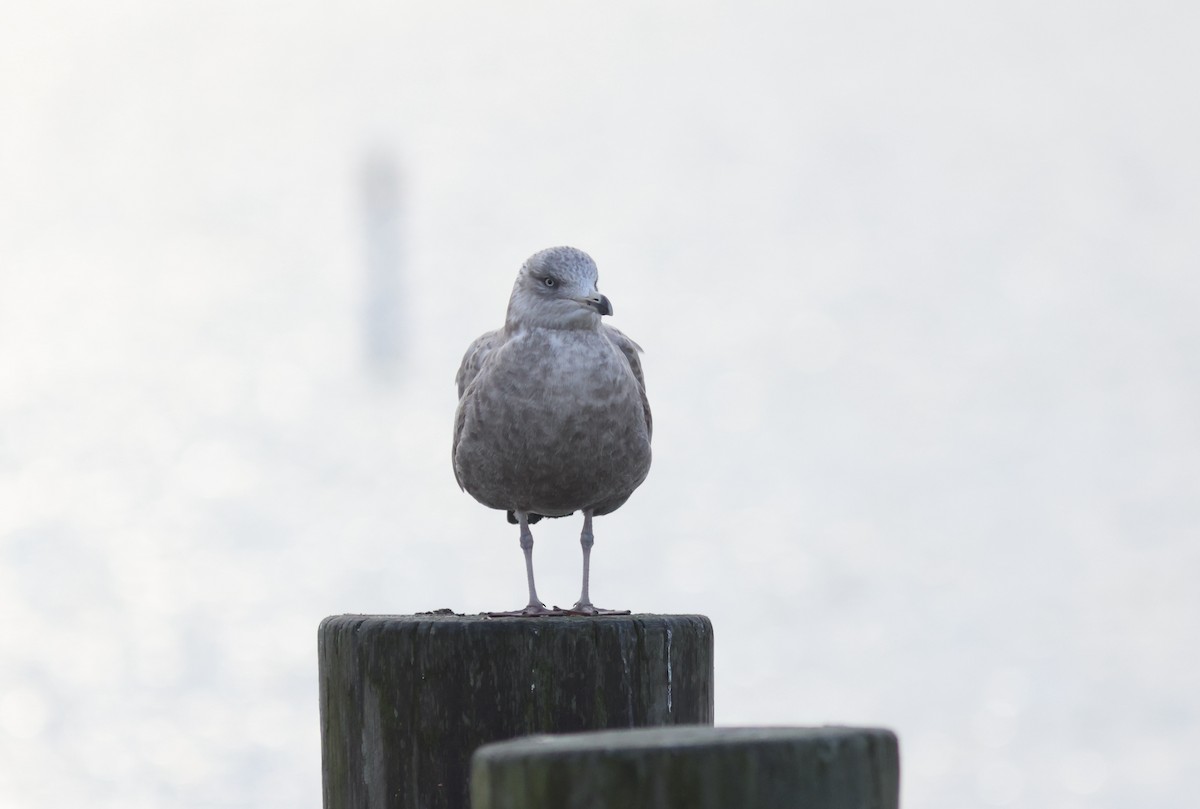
542,276 -> 557,288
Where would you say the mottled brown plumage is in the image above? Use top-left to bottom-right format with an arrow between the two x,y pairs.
453,246 -> 652,616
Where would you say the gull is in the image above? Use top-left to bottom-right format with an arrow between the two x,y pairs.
453,246 -> 652,616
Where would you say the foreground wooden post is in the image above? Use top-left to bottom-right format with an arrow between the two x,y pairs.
319,613 -> 714,809
470,726 -> 900,809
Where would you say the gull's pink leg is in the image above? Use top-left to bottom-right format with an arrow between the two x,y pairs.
488,511 -> 567,617
570,510 -> 630,616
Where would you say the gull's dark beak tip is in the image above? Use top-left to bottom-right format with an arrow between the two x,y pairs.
596,294 -> 613,317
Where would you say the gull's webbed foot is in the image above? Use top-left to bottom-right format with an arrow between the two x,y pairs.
487,601 -> 570,618
567,600 -> 632,617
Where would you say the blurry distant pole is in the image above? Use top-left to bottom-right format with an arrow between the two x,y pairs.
361,151 -> 405,383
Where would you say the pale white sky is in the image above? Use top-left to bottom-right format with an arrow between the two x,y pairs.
2,2 -> 1198,807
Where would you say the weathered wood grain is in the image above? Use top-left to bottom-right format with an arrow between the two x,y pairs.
319,613 -> 714,809
470,726 -> 900,809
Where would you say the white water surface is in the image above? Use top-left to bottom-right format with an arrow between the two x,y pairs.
2,2 -> 1198,807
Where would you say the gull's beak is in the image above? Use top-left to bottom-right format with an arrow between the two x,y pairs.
580,293 -> 613,317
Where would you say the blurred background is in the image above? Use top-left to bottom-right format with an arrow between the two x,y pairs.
2,1 -> 1198,807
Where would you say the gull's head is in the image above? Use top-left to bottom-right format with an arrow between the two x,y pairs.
506,246 -> 612,330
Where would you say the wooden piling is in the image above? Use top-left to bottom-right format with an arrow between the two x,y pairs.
470,726 -> 900,809
318,613 -> 714,809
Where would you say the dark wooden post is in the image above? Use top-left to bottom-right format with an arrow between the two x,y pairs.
470,726 -> 900,809
319,613 -> 714,809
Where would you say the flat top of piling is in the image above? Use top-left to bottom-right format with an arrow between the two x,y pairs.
475,726 -> 897,758
321,612 -> 711,627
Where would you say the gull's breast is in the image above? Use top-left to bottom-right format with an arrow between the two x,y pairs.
454,328 -> 650,513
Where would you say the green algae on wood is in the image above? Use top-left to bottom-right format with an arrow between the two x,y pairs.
470,726 -> 900,809
319,613 -> 714,809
